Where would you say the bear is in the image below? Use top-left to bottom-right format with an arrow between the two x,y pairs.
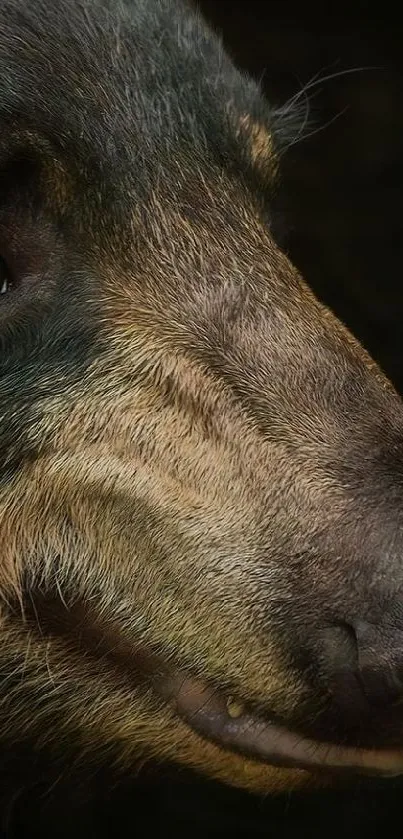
1,0 -> 403,835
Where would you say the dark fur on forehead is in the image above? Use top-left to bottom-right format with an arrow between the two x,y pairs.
0,0 -> 283,189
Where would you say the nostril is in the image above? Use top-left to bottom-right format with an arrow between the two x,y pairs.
318,620 -> 362,711
321,618 -> 403,713
321,620 -> 359,674
353,619 -> 403,708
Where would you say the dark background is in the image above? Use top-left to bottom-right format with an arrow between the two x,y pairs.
4,4 -> 403,837
199,3 -> 403,393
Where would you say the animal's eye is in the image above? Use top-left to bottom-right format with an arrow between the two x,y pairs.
0,255 -> 12,296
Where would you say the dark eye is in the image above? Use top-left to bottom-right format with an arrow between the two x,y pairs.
0,255 -> 12,295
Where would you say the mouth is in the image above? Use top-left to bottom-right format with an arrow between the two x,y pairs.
153,667 -> 403,778
22,592 -> 403,779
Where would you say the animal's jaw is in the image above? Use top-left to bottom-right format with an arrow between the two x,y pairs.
117,640 -> 403,780
18,583 -> 403,785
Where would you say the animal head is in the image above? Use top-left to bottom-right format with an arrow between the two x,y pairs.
1,0 -> 403,796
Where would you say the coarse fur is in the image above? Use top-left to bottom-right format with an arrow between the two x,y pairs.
1,0 -> 403,816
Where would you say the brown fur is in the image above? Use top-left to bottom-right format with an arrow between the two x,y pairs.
1,0 -> 403,801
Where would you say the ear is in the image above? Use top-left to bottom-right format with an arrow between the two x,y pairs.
237,113 -> 277,175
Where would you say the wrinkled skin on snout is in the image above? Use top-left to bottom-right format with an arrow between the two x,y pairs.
1,0 -> 403,797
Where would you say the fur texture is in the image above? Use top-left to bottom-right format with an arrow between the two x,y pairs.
1,0 -> 403,813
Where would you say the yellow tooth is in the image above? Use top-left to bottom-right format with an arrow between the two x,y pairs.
226,697 -> 245,719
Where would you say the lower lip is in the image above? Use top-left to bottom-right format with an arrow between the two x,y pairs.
155,671 -> 403,777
